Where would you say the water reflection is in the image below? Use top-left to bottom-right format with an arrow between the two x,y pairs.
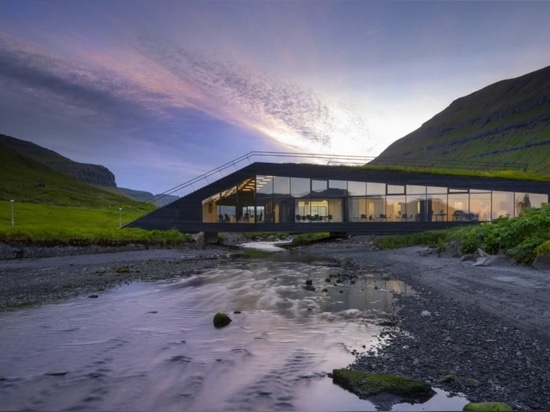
0,258 -> 466,411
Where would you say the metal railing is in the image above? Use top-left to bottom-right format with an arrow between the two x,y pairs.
142,151 -> 375,206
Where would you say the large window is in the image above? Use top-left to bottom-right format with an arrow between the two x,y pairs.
201,174 -> 548,225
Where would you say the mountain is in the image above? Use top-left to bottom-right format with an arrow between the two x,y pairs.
0,141 -> 152,210
0,134 -> 178,205
0,134 -> 116,187
372,65 -> 550,173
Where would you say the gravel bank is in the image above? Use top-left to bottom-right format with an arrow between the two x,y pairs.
300,236 -> 550,410
0,243 -> 238,310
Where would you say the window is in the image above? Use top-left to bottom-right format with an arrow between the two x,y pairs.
367,182 -> 385,195
348,181 -> 366,196
291,177 -> 310,197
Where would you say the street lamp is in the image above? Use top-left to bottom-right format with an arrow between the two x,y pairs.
10,200 -> 14,226
119,207 -> 122,228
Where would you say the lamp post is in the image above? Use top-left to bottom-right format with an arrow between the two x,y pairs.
119,207 -> 122,228
10,200 -> 14,226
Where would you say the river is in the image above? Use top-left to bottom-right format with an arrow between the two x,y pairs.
0,253 -> 468,411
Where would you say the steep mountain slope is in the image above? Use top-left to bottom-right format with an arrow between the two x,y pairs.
0,134 -> 178,205
373,65 -> 550,173
0,142 -> 152,210
0,134 -> 117,187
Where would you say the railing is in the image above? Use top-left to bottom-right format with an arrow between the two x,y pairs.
141,151 -> 529,207
142,151 -> 375,206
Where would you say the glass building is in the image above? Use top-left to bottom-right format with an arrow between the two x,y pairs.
127,162 -> 550,233
201,174 -> 547,224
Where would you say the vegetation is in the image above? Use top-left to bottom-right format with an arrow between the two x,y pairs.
459,204 -> 550,264
375,204 -> 550,265
291,231 -> 331,245
239,248 -> 278,258
332,369 -> 433,399
462,402 -> 513,411
213,312 -> 232,328
0,200 -> 191,246
0,144 -> 153,211
357,163 -> 550,183
373,230 -> 454,250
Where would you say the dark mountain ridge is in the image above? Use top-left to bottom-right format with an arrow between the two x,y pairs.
0,134 -> 117,187
373,65 -> 550,173
0,134 -> 178,205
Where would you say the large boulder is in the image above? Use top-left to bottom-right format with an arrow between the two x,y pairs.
463,402 -> 513,411
332,369 -> 434,403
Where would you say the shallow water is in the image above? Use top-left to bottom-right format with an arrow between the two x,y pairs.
0,258 -> 468,411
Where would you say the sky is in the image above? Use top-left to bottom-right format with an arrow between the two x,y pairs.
1,0 -> 550,195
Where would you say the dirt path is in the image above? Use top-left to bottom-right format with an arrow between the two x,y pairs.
302,241 -> 550,340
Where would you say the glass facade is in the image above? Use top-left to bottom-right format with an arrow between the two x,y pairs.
202,175 -> 548,224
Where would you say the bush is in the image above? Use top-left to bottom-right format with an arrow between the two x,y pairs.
459,204 -> 550,264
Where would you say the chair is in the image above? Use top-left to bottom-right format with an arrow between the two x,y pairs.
296,214 -> 301,222
360,214 -> 367,221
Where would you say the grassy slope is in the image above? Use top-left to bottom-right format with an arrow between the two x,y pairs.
0,199 -> 190,244
0,143 -> 153,211
375,65 -> 550,174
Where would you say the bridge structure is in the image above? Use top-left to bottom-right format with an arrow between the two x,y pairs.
125,152 -> 549,237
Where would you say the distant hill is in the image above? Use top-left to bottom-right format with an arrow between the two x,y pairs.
0,134 -> 117,187
0,134 -> 178,206
372,65 -> 550,173
116,188 -> 179,207
0,141 -> 153,210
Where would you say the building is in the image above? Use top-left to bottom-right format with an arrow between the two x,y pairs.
126,161 -> 550,235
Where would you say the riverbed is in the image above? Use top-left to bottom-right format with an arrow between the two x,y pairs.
0,254 -> 468,411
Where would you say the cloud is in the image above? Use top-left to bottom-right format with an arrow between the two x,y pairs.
0,28 -> 373,163
130,35 -> 373,155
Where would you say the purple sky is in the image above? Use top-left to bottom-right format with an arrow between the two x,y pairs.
1,1 -> 549,194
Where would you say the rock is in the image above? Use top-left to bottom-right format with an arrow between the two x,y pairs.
462,402 -> 513,411
332,369 -> 434,402
420,310 -> 431,317
532,254 -> 550,270
192,232 -> 205,248
473,255 -> 498,266
13,249 -> 24,259
213,312 -> 232,328
440,373 -> 457,383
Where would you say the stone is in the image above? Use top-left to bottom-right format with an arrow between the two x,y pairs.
421,310 -> 431,317
532,254 -> 550,270
213,312 -> 232,328
462,402 -> 513,411
440,373 -> 457,383
332,369 -> 434,402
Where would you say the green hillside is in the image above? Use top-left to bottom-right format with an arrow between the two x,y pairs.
373,65 -> 550,174
0,143 -> 153,212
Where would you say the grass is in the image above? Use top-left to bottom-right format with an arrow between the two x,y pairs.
0,144 -> 153,211
291,232 -> 332,245
374,204 -> 550,265
0,200 -> 191,246
373,229 -> 460,250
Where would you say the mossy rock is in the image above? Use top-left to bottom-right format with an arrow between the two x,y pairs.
440,373 -> 458,383
116,265 -> 130,273
463,402 -> 513,411
213,312 -> 232,328
332,369 -> 434,400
